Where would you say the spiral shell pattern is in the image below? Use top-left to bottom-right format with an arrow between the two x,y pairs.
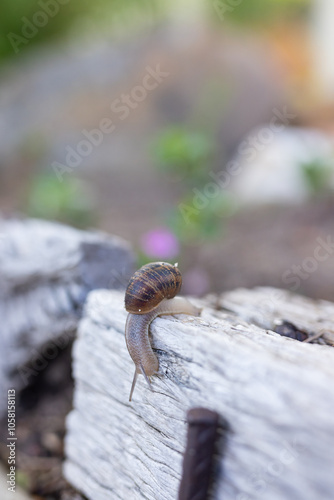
125,262 -> 182,314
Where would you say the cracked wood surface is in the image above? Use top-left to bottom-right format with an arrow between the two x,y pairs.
64,288 -> 334,500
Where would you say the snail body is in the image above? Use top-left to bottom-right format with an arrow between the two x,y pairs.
124,262 -> 200,401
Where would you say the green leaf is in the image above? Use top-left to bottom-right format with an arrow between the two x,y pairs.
300,159 -> 333,195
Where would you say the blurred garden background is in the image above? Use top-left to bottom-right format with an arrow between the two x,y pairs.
1,1 -> 334,498
1,0 -> 334,299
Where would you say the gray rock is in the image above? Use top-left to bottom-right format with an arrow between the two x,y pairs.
230,127 -> 334,205
0,218 -> 134,416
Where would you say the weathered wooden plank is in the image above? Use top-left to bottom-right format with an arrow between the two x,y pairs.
64,288 -> 334,500
218,287 -> 334,346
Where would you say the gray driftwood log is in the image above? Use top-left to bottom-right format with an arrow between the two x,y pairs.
0,218 -> 134,416
64,287 -> 334,500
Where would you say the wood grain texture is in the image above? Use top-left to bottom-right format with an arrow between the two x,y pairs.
0,218 -> 134,415
64,288 -> 334,500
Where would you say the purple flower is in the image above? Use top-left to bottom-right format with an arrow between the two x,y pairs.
140,228 -> 180,259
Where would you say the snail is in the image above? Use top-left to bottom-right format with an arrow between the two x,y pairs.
125,262 -> 200,401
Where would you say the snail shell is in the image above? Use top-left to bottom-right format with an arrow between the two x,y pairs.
125,261 -> 182,314
124,262 -> 200,401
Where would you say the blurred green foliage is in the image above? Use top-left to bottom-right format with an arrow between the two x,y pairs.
153,126 -> 237,242
0,0 -> 312,63
168,193 -> 236,242
26,172 -> 97,228
154,128 -> 213,185
210,0 -> 310,25
301,159 -> 334,196
16,470 -> 31,491
0,0 -> 161,63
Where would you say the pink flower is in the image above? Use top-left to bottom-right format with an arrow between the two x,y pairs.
140,228 -> 180,259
